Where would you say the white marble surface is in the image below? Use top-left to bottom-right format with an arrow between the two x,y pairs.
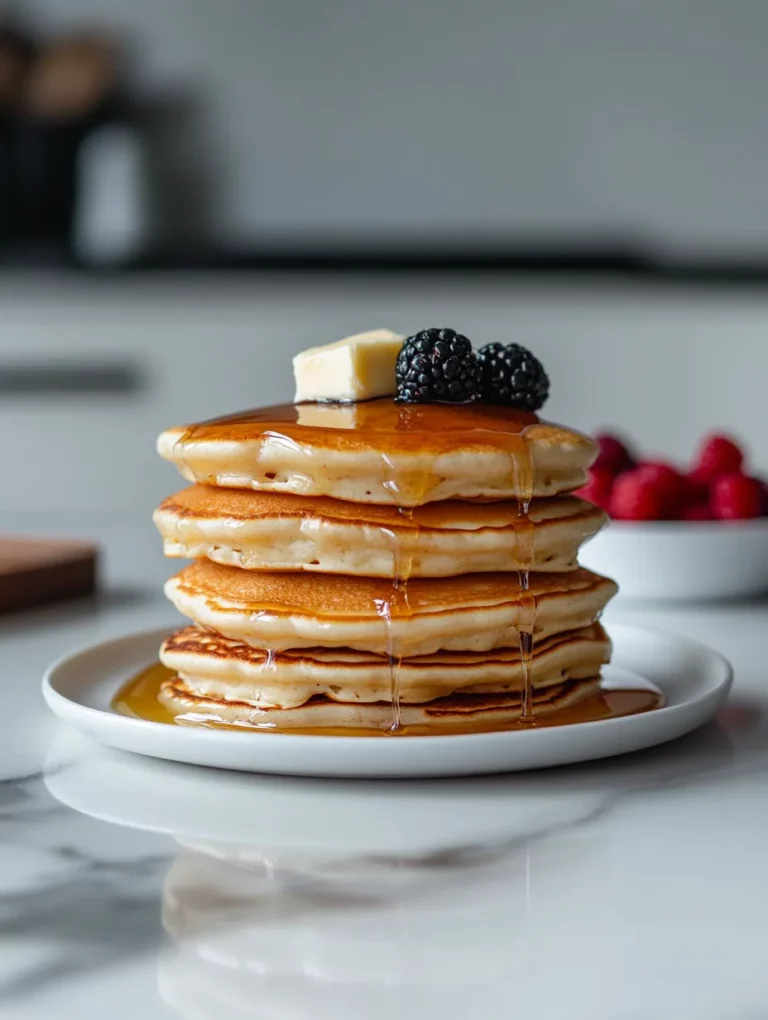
2,527 -> 768,1019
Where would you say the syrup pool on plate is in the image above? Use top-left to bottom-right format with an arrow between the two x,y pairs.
112,662 -> 663,737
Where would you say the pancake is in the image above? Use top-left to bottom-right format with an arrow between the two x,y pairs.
164,561 -> 617,656
160,624 -> 611,708
157,399 -> 596,506
154,487 -> 607,577
159,673 -> 602,731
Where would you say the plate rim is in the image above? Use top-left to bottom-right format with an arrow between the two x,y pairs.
42,621 -> 733,749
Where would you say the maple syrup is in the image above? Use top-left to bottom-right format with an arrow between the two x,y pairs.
376,524 -> 413,734
112,661 -> 663,735
169,399 -> 544,734
379,467 -> 423,734
173,399 -> 538,452
162,396 -> 616,735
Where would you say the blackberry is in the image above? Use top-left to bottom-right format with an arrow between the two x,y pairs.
395,328 -> 480,403
477,342 -> 550,411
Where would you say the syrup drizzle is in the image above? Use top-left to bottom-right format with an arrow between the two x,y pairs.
497,428 -> 536,727
154,398 -> 657,737
515,496 -> 536,725
375,577 -> 405,733
379,512 -> 419,733
380,445 -> 427,734
166,401 -> 544,734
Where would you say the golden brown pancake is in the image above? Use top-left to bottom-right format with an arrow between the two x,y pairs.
158,673 -> 602,731
164,561 -> 617,656
154,486 -> 607,577
160,623 -> 611,708
157,399 -> 597,506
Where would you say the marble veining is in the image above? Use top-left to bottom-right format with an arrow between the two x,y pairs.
2,588 -> 768,1018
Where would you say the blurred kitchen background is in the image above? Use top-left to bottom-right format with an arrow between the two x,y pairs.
2,0 -> 768,585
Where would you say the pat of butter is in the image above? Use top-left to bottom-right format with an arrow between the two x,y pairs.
293,329 -> 404,403
296,402 -> 358,429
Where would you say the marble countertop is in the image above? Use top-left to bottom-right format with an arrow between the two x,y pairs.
2,528 -> 768,1020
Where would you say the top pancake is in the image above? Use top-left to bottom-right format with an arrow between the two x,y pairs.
157,399 -> 597,506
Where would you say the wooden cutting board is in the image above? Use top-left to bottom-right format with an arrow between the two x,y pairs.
0,536 -> 99,614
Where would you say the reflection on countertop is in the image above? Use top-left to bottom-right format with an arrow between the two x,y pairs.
2,582 -> 768,1019
34,715 -> 768,1019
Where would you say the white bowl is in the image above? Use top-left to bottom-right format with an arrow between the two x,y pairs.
580,518 -> 768,602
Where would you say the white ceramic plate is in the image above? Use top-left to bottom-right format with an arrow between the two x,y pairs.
42,624 -> 732,778
582,518 -> 768,601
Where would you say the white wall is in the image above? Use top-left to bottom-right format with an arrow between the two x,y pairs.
2,274 -> 767,518
21,0 -> 768,252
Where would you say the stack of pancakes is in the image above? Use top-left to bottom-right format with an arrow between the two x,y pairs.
154,399 -> 615,732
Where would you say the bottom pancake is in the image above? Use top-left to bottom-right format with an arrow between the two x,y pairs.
160,624 -> 611,708
158,674 -> 602,731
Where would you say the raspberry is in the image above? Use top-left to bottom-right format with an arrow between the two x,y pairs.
710,473 -> 763,520
635,461 -> 679,482
611,467 -> 682,521
681,473 -> 710,506
683,504 -> 714,521
574,468 -> 613,512
634,462 -> 688,516
691,434 -> 744,483
593,433 -> 635,475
